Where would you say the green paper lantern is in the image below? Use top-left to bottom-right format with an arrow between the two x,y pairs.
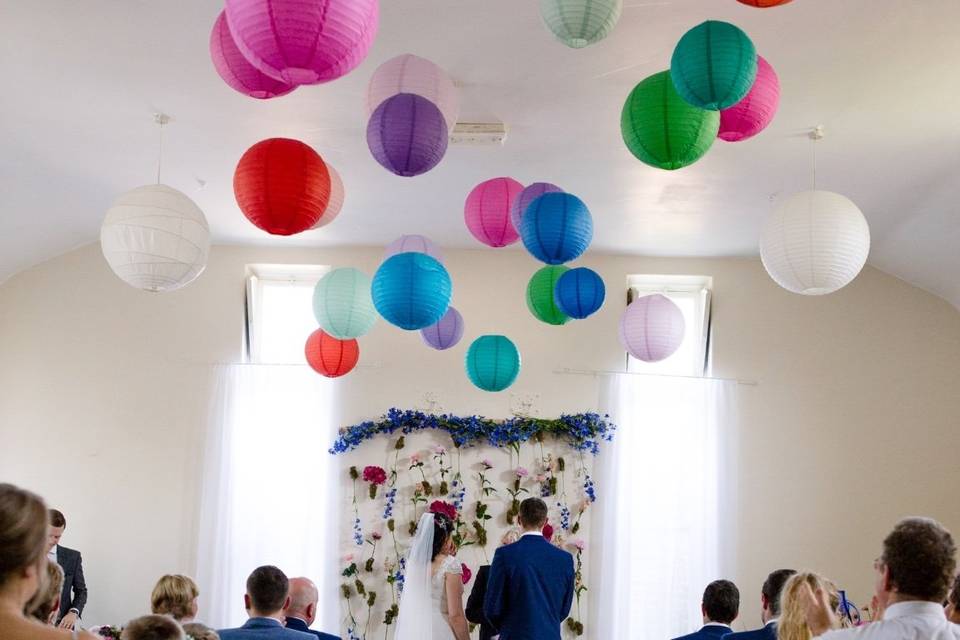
526,266 -> 570,325
312,267 -> 377,339
670,20 -> 757,110
621,71 -> 720,170
539,0 -> 623,49
466,335 -> 521,392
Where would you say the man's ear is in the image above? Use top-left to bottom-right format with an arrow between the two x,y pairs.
881,565 -> 894,593
284,596 -> 292,611
306,603 -> 315,619
244,594 -> 251,611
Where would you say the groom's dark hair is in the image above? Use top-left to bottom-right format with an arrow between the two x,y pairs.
246,565 -> 289,613
702,579 -> 739,624
518,498 -> 548,529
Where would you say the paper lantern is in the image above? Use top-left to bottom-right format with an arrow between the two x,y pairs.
100,185 -> 210,292
312,268 -> 377,339
737,0 -> 793,7
420,306 -> 464,350
760,191 -> 870,295
367,93 -> 448,177
527,266 -> 570,326
384,235 -> 444,263
540,0 -> 623,49
209,11 -> 296,100
621,71 -> 720,170
510,182 -> 562,234
311,165 -> 345,229
305,329 -> 359,378
466,335 -> 521,392
464,177 -> 524,248
671,21 -> 757,110
234,138 -> 331,235
367,54 -> 459,131
554,267 -> 605,319
372,253 -> 452,330
719,55 -> 780,142
619,294 -> 685,362
520,193 -> 593,265
224,0 -> 378,85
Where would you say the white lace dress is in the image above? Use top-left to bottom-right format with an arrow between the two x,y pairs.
430,554 -> 462,640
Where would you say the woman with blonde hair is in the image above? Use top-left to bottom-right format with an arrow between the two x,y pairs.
151,574 -> 200,623
778,572 -> 840,640
26,560 -> 65,624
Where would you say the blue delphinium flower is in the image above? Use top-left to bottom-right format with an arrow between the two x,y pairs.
383,487 -> 397,520
353,517 -> 363,546
558,503 -> 571,530
583,475 -> 596,503
396,556 -> 406,594
346,627 -> 360,640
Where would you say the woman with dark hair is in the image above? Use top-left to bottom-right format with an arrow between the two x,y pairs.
946,574 -> 960,624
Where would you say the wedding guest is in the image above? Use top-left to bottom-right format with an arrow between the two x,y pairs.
218,565 -> 313,640
183,623 -> 220,640
151,575 -> 199,623
121,614 -> 185,640
466,529 -> 520,640
778,573 -> 839,640
803,517 -> 959,638
673,579 -> 740,640
48,508 -> 88,629
725,569 -> 796,640
945,574 -> 960,624
26,560 -> 65,624
0,482 -> 97,640
283,577 -> 339,640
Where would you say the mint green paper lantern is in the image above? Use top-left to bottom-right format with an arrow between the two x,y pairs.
539,0 -> 623,49
312,267 -> 377,339
670,20 -> 757,110
621,71 -> 720,170
527,266 -> 570,326
466,335 -> 521,392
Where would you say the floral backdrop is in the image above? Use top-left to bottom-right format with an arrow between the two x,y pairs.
330,409 -> 616,640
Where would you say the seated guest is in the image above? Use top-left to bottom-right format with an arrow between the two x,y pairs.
672,579 -> 740,639
283,577 -> 339,640
777,573 -> 838,640
121,615 -> 185,640
218,566 -> 313,640
26,560 -> 65,624
48,508 -> 87,629
803,517 -> 959,638
152,575 -> 200,623
466,529 -> 521,640
183,623 -> 220,640
725,569 -> 796,640
946,574 -> 960,624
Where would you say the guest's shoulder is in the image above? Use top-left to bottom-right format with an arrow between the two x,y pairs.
281,629 -> 315,640
672,631 -> 707,640
722,628 -> 768,640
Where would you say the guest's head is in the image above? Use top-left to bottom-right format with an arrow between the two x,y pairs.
517,498 -> 548,532
47,509 -> 66,553
761,569 -> 796,623
874,517 -> 956,609
431,513 -> 455,560
151,574 -> 200,622
284,577 -> 319,625
945,574 -> 960,623
244,565 -> 290,620
25,560 -> 64,624
777,572 -> 839,640
0,483 -> 49,608
500,529 -> 520,547
121,614 -> 185,640
701,579 -> 739,625
182,623 -> 219,640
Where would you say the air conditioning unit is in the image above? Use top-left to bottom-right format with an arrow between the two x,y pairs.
449,122 -> 508,146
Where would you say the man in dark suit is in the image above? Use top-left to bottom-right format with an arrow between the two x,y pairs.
218,566 -> 314,640
466,530 -> 521,640
672,579 -> 740,640
47,509 -> 87,629
483,498 -> 575,640
283,577 -> 340,640
723,569 -> 796,640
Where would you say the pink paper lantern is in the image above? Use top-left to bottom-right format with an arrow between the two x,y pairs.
368,54 -> 459,132
464,177 -> 524,248
510,182 -> 563,234
224,0 -> 379,86
210,12 -> 296,99
718,55 -> 780,142
618,294 -> 686,362
311,165 -> 345,229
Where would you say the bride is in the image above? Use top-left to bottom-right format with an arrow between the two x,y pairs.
394,512 -> 471,640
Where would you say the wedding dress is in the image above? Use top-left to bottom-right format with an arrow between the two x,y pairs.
430,554 -> 462,639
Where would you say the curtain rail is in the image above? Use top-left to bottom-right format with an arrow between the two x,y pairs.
553,367 -> 758,386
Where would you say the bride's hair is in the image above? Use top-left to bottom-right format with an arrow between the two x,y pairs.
431,513 -> 455,560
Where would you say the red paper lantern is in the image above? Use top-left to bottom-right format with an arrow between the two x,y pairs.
234,138 -> 331,235
305,329 -> 359,378
736,0 -> 793,6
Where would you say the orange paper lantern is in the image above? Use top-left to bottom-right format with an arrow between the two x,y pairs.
234,138 -> 331,235
305,329 -> 359,378
736,0 -> 793,7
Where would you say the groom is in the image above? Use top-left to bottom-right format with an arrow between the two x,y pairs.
484,498 -> 574,640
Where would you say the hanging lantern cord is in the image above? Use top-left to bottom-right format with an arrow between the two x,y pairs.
810,124 -> 824,191
154,113 -> 170,184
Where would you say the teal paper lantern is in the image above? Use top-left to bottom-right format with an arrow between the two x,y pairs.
465,335 -> 521,392
539,0 -> 623,49
312,267 -> 377,339
670,20 -> 757,110
372,252 -> 452,330
621,71 -> 720,170
527,266 -> 570,326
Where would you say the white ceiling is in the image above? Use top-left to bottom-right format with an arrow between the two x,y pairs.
2,1 -> 959,306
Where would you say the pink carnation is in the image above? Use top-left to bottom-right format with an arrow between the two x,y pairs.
461,563 -> 472,584
428,500 -> 458,521
515,466 -> 529,478
534,473 -> 547,483
571,538 -> 585,551
410,452 -> 422,464
481,459 -> 493,470
371,531 -> 383,541
363,465 -> 387,485
542,522 -> 555,542
433,445 -> 447,455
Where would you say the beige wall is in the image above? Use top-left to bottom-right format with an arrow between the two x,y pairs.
2,242 -> 959,630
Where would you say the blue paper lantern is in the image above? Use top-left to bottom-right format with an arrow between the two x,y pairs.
465,335 -> 521,392
372,252 -> 452,330
554,267 -> 605,319
520,193 -> 593,265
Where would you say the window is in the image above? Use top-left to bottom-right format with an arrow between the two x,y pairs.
245,264 -> 329,364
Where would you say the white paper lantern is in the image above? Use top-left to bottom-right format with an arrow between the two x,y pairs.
760,190 -> 870,295
310,165 -> 345,230
367,54 -> 459,131
618,294 -> 685,363
540,0 -> 623,49
100,184 -> 210,292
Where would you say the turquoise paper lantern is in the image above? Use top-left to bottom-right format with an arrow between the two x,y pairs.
466,335 -> 521,392
312,267 -> 377,339
372,252 -> 452,330
670,20 -> 757,110
554,267 -> 605,319
520,193 -> 593,265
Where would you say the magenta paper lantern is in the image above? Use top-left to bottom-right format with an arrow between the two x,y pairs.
719,55 -> 780,142
368,54 -> 459,132
464,177 -> 524,248
209,12 -> 296,99
618,294 -> 686,362
510,182 -> 562,233
310,164 -> 345,229
224,0 -> 378,86
367,93 -> 448,177
384,235 -> 444,263
420,306 -> 464,350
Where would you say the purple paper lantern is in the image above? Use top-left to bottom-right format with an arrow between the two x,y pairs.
618,294 -> 685,362
510,182 -> 563,233
385,235 -> 444,263
420,306 -> 464,350
209,12 -> 297,99
367,93 -> 449,177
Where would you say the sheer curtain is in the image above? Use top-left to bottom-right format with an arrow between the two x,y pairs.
197,364 -> 340,630
591,374 -> 738,639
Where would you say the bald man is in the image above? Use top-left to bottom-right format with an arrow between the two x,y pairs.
283,578 -> 340,640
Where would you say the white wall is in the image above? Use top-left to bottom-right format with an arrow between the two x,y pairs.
2,242 -> 959,632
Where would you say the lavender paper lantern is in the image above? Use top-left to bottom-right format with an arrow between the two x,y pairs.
385,235 -> 444,263
420,306 -> 464,350
310,164 -> 345,229
368,54 -> 459,132
464,177 -> 524,247
210,12 -> 296,99
618,294 -> 685,362
367,93 -> 448,177
718,55 -> 780,142
510,182 -> 563,234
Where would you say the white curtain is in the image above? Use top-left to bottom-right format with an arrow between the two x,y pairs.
591,374 -> 738,640
196,365 -> 340,630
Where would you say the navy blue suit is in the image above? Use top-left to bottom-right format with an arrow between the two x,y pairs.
283,617 -> 340,640
483,534 -> 575,640
218,617 -> 314,640
723,622 -> 777,640
673,624 -> 733,640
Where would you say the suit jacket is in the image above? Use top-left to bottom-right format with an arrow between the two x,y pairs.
56,546 -> 87,621
673,623 -> 733,640
483,535 -> 575,640
465,565 -> 497,640
218,617 -> 315,640
284,617 -> 340,640
723,622 -> 777,640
